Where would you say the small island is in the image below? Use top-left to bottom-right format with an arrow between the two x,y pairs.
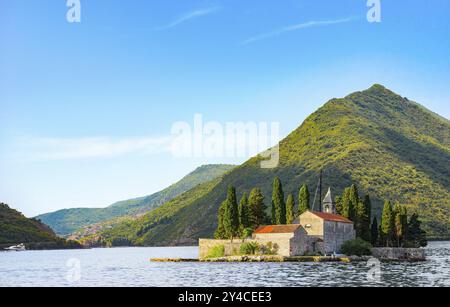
153,179 -> 428,263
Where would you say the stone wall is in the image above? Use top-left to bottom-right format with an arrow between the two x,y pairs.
298,211 -> 324,236
372,248 -> 426,261
254,233 -> 294,257
198,239 -> 251,260
323,221 -> 356,254
199,232 -> 306,259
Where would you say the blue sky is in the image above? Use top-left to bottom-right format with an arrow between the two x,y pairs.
1,0 -> 449,216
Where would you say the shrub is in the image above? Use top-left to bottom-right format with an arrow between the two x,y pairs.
206,245 -> 225,259
240,228 -> 254,240
259,242 -> 279,255
341,238 -> 373,256
239,242 -> 259,255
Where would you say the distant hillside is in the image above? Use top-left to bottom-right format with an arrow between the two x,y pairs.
0,203 -> 81,250
36,164 -> 235,236
90,85 -> 449,246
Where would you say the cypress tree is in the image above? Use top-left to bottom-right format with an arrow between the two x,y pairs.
371,217 -> 379,247
356,200 -> 371,241
214,201 -> 227,239
286,194 -> 295,224
238,193 -> 250,230
223,186 -> 239,240
348,184 -> 359,222
380,200 -> 395,247
248,188 -> 267,229
363,195 -> 372,224
341,188 -> 352,219
355,195 -> 371,242
272,177 -> 286,225
394,203 -> 405,247
335,196 -> 343,215
401,206 -> 408,244
407,213 -> 427,248
298,184 -> 310,216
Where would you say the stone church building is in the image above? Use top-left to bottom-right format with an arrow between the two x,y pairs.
199,188 -> 356,259
253,188 -> 355,256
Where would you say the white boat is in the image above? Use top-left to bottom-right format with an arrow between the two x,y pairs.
4,243 -> 26,251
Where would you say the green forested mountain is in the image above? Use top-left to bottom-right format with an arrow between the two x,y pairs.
84,85 -> 450,246
0,203 -> 81,249
36,164 -> 235,236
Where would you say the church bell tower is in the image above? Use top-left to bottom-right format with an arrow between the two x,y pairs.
322,188 -> 336,214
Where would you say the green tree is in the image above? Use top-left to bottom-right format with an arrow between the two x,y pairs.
248,188 -> 267,229
238,193 -> 250,230
348,184 -> 359,222
335,196 -> 343,215
214,201 -> 227,239
380,200 -> 395,247
363,195 -> 372,224
341,187 -> 355,220
355,195 -> 371,242
394,203 -> 408,247
271,177 -> 286,225
400,206 -> 408,244
298,184 -> 310,216
223,186 -> 239,240
371,217 -> 379,247
286,194 -> 295,224
407,213 -> 427,248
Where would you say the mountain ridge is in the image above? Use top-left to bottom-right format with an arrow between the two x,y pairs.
85,84 -> 449,246
36,164 -> 235,236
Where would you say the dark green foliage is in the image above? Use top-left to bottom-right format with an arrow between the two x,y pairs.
286,194 -> 295,224
394,204 -> 408,247
363,195 -> 372,224
341,238 -> 373,256
223,186 -> 240,239
36,164 -> 235,236
349,184 -> 359,222
248,188 -> 267,229
341,188 -> 353,220
406,213 -> 428,248
356,196 -> 371,241
239,242 -> 260,255
0,203 -> 82,250
381,201 -> 395,247
214,201 -> 227,239
335,196 -> 343,215
298,184 -> 310,216
371,217 -> 379,246
238,193 -> 250,230
271,177 -> 286,225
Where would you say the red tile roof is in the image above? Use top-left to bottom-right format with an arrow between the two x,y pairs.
310,211 -> 353,224
254,225 -> 301,234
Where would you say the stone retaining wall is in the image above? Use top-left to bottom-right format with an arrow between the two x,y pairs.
372,248 -> 426,261
199,239 -> 254,260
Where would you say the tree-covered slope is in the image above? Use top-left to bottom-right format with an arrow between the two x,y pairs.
0,203 -> 81,249
88,85 -> 450,246
36,164 -> 235,236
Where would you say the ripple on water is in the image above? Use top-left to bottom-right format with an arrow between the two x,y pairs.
0,242 -> 449,287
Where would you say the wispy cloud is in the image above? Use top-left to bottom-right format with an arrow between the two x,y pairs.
15,136 -> 173,161
155,7 -> 221,31
241,17 -> 356,45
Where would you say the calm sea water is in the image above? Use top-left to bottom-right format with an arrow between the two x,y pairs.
0,241 -> 448,287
